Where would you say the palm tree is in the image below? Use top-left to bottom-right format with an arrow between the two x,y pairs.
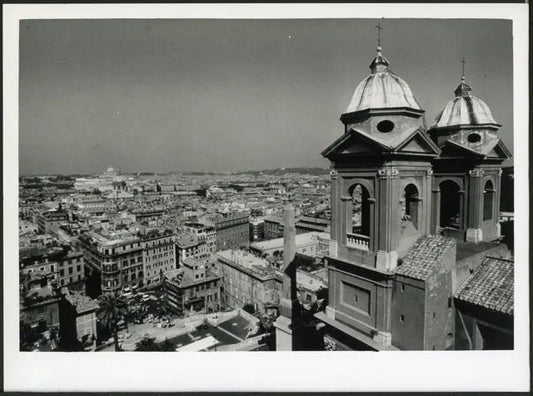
97,292 -> 128,351
159,338 -> 175,352
135,336 -> 160,351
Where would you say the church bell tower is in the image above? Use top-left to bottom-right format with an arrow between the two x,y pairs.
428,65 -> 511,243
320,43 -> 440,348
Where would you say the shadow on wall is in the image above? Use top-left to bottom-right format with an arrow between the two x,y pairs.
500,221 -> 514,252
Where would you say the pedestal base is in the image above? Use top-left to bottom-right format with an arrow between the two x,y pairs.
325,305 -> 336,320
274,315 -> 294,351
329,240 -> 338,258
466,228 -> 483,243
372,330 -> 392,346
376,250 -> 398,272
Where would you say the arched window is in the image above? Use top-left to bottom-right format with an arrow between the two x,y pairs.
347,184 -> 371,250
483,180 -> 495,221
402,184 -> 420,230
440,180 -> 462,229
350,184 -> 370,236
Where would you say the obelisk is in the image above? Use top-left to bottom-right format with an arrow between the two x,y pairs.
274,202 -> 303,350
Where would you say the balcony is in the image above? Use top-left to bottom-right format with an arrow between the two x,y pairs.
346,232 -> 370,251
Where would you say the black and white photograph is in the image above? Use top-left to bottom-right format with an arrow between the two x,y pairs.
3,3 -> 529,392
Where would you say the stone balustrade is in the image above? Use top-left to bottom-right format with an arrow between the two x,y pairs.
346,232 -> 370,251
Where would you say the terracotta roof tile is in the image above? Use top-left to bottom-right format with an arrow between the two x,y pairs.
395,235 -> 455,280
455,256 -> 514,315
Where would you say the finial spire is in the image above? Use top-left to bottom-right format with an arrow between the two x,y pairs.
369,21 -> 389,73
461,56 -> 467,81
375,22 -> 383,49
454,57 -> 472,97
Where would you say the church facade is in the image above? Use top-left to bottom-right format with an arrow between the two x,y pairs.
314,45 -> 513,351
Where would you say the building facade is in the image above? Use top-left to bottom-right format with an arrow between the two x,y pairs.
163,257 -> 221,315
79,231 -> 144,295
264,215 -> 284,240
141,229 -> 176,287
216,250 -> 282,314
175,233 -> 211,266
249,217 -> 265,242
214,212 -> 250,250
182,222 -> 217,252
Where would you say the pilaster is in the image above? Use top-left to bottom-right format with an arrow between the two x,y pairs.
466,168 -> 484,242
376,165 -> 399,271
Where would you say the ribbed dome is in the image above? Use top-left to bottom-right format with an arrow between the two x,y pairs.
346,47 -> 422,113
432,77 -> 498,128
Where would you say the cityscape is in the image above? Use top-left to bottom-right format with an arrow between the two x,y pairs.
18,18 -> 515,353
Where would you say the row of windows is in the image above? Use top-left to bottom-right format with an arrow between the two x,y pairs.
146,259 -> 173,271
60,274 -> 83,286
193,283 -> 218,293
59,256 -> 82,266
103,243 -> 141,255
148,246 -> 172,254
123,272 -> 143,282
121,256 -> 143,266
59,265 -> 82,276
147,252 -> 172,260
145,239 -> 173,248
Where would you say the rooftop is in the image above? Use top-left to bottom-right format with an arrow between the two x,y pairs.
297,270 -> 327,292
216,249 -> 280,279
65,291 -> 99,313
395,235 -> 455,281
88,229 -> 140,246
455,256 -> 514,315
176,233 -> 200,248
217,249 -> 270,270
264,215 -> 285,224
250,231 -> 329,252
297,216 -> 330,225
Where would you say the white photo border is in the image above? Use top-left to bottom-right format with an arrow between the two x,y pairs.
3,3 -> 529,392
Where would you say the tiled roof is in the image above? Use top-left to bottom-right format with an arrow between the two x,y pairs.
66,292 -> 99,313
455,256 -> 514,315
395,235 -> 455,280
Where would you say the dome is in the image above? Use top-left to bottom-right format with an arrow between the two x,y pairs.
432,77 -> 498,129
346,47 -> 422,113
106,166 -> 115,173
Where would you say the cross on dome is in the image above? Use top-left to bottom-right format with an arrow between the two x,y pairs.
369,22 -> 390,73
375,22 -> 383,48
454,57 -> 473,97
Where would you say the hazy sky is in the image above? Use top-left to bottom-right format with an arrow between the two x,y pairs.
19,19 -> 513,175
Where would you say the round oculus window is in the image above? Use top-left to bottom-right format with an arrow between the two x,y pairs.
467,133 -> 482,143
377,120 -> 395,133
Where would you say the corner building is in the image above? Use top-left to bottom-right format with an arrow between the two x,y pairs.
315,46 -> 511,351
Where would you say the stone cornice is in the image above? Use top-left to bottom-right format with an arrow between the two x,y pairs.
378,166 -> 399,180
469,168 -> 485,178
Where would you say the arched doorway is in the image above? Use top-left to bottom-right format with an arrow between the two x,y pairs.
483,180 -> 495,221
440,180 -> 462,229
347,184 -> 371,250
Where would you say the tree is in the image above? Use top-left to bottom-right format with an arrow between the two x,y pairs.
97,293 -> 128,351
159,338 -> 175,352
135,336 -> 161,351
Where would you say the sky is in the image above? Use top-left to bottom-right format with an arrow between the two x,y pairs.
19,18 -> 513,175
